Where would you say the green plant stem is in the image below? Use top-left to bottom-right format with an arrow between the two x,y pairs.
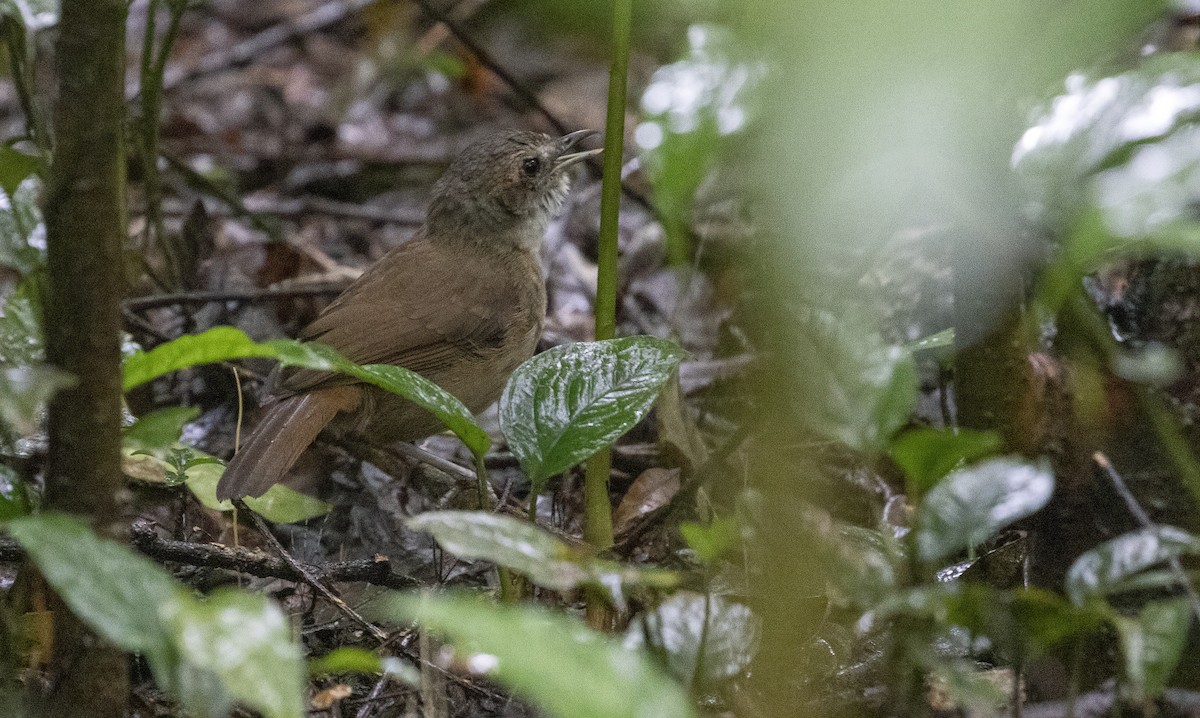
583,0 -> 633,569
475,451 -> 519,601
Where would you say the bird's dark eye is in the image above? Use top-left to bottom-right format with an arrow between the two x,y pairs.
521,156 -> 541,176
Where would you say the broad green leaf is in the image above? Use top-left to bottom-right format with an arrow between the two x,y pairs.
0,464 -> 29,519
499,337 -> 685,488
0,147 -> 39,198
0,178 -> 44,275
122,327 -> 489,456
376,591 -> 694,718
914,458 -> 1054,563
186,461 -> 331,523
0,364 -> 74,436
124,406 -> 200,449
625,592 -> 759,684
790,307 -> 917,454
7,514 -> 182,657
1114,599 -> 1192,703
310,647 -> 420,686
0,273 -> 44,365
889,428 -> 1003,494
162,588 -> 304,718
1065,526 -> 1200,605
409,511 -> 676,606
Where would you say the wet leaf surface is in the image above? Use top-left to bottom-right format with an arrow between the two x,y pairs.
625,591 -> 759,684
1065,525 -> 1200,604
498,336 -> 685,489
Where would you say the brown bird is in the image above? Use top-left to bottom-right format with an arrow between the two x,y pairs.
215,129 -> 600,501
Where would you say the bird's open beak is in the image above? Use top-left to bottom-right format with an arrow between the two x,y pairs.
554,129 -> 603,171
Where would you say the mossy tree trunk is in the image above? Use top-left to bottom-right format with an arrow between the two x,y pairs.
39,0 -> 130,713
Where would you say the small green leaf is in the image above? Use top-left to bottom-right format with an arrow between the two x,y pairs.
122,327 -> 489,457
162,588 -> 305,718
124,406 -> 200,449
1065,526 -> 1200,605
679,516 -> 740,563
310,647 -> 420,686
1114,599 -> 1192,703
0,273 -> 45,365
186,461 -> 331,523
0,364 -> 74,436
499,337 -> 685,488
625,592 -> 759,684
914,458 -> 1054,563
376,591 -> 694,718
889,428 -> 1003,494
0,464 -> 29,520
0,147 -> 40,197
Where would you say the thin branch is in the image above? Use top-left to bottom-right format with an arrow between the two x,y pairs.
237,502 -> 390,642
123,283 -> 350,312
1093,451 -> 1200,624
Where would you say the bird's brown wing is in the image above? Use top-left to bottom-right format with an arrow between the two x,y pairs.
280,237 -> 512,394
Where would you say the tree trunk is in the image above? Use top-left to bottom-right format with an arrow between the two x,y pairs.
39,0 -> 130,713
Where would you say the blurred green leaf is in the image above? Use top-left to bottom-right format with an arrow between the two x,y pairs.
0,273 -> 44,365
499,337 -> 685,489
121,326 -> 489,456
679,515 -> 740,563
915,458 -> 1054,563
0,364 -> 74,436
904,328 -> 955,355
408,511 -> 676,607
1065,525 -> 1200,605
0,464 -> 29,520
310,647 -> 420,686
162,588 -> 305,718
1114,599 -> 1192,704
376,591 -> 695,718
889,428 -> 1003,494
124,406 -> 200,449
0,178 -> 44,275
0,147 -> 40,197
625,592 -> 759,684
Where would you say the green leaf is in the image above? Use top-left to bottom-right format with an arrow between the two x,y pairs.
162,588 -> 305,718
408,511 -> 677,607
625,592 -> 759,684
889,428 -> 1003,494
122,327 -> 489,457
0,147 -> 40,198
1114,599 -> 1192,703
0,178 -> 45,275
124,406 -> 200,449
376,591 -> 694,718
904,327 -> 955,354
0,464 -> 29,520
0,273 -> 44,365
7,514 -> 182,657
310,647 -> 420,686
914,457 -> 1054,563
499,337 -> 685,488
186,461 -> 331,523
0,364 -> 74,436
679,516 -> 740,563
1065,526 -> 1200,605
790,308 -> 917,454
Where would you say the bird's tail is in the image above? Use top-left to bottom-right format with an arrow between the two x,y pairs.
215,385 -> 362,501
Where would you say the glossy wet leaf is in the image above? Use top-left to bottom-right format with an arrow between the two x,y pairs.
409,511 -> 676,606
1114,599 -> 1192,703
162,588 -> 305,718
0,178 -> 45,275
499,337 -> 685,488
377,591 -> 694,718
889,428 -> 1003,494
625,592 -> 759,684
791,308 -> 917,454
310,647 -> 420,686
914,458 -> 1054,563
122,326 -> 489,456
1065,525 -> 1200,604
